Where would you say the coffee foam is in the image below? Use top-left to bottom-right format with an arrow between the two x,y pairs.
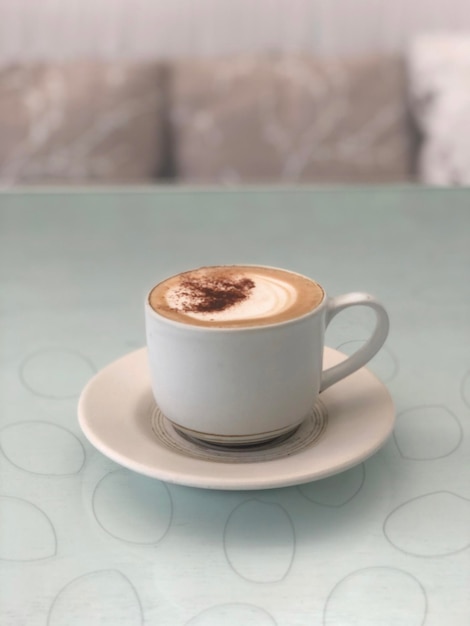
149,266 -> 324,328
166,272 -> 297,322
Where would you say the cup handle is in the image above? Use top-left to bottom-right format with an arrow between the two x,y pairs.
320,293 -> 390,392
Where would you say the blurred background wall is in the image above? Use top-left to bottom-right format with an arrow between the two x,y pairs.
1,0 -> 470,60
2,0 -> 470,186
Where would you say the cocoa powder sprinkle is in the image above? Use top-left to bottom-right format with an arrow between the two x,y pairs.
175,276 -> 255,313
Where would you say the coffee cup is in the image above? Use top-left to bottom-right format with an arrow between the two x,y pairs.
145,265 -> 389,446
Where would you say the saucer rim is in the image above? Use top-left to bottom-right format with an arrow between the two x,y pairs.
78,347 -> 395,490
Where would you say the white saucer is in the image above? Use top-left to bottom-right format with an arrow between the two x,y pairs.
78,348 -> 395,490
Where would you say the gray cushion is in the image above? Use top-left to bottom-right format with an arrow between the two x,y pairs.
171,55 -> 412,183
0,62 -> 165,184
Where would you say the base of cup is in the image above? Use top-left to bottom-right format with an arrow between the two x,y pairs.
170,420 -> 304,449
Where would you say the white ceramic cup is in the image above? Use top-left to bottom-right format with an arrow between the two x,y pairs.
145,267 -> 389,446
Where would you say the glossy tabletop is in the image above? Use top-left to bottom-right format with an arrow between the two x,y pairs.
1,187 -> 469,625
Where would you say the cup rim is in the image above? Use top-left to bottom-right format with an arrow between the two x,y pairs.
145,264 -> 327,332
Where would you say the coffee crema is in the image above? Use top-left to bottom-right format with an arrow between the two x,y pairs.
148,266 -> 324,328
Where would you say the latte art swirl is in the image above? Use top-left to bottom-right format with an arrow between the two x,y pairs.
149,266 -> 324,328
167,274 -> 298,322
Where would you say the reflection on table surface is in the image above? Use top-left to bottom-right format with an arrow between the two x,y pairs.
1,187 -> 469,626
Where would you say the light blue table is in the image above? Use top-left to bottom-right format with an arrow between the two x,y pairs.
1,187 -> 469,625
